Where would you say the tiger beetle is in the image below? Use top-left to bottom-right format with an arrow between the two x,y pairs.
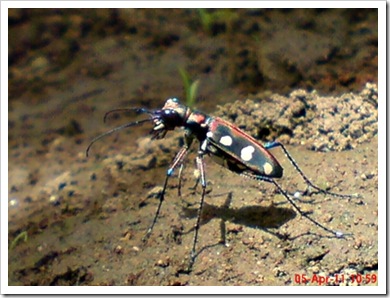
86,98 -> 358,271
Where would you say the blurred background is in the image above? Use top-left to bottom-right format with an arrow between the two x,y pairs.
9,9 -> 377,102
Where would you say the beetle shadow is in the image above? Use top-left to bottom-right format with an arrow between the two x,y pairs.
178,191 -> 341,263
180,192 -> 297,240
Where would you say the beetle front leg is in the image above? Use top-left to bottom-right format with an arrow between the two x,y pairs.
142,145 -> 190,243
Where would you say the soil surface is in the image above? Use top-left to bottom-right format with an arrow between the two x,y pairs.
8,9 -> 378,287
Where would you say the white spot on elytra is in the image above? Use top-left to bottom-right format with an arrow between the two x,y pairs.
241,145 -> 255,161
263,162 -> 273,175
206,131 -> 213,138
201,140 -> 208,151
220,135 -> 233,146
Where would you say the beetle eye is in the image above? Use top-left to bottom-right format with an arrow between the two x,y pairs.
162,109 -> 180,120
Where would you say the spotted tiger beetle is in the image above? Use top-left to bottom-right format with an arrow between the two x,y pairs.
87,98 -> 358,271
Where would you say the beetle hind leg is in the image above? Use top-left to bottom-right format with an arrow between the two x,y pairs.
243,173 -> 352,239
264,141 -> 360,199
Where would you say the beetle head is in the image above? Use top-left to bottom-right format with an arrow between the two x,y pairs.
151,98 -> 190,139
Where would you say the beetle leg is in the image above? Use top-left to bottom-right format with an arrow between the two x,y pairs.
177,163 -> 185,197
188,151 -> 207,270
243,172 -> 352,239
264,141 -> 359,199
142,145 -> 189,242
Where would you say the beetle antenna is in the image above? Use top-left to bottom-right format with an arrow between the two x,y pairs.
103,108 -> 152,123
86,118 -> 153,157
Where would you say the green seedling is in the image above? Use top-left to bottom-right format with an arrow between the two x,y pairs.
197,8 -> 213,34
9,231 -> 28,251
197,9 -> 239,35
178,67 -> 199,108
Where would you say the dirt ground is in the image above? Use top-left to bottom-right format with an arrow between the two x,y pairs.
8,9 -> 378,287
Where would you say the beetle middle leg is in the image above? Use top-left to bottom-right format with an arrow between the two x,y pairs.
187,152 -> 207,271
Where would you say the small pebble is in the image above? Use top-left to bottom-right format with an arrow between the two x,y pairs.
9,198 -> 18,207
155,257 -> 170,268
114,245 -> 124,254
293,191 -> 301,199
